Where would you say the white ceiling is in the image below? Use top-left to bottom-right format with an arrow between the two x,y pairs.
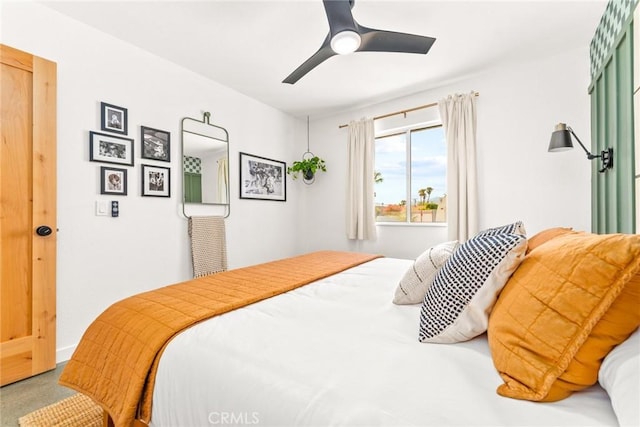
43,0 -> 607,118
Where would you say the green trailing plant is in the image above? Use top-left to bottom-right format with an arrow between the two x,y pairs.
287,156 -> 326,180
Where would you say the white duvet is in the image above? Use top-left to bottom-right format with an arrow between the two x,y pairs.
151,258 -> 617,427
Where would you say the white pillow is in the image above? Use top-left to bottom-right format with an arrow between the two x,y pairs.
393,241 -> 459,305
418,232 -> 527,343
598,328 -> 640,427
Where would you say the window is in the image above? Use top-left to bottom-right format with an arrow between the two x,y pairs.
374,124 -> 446,223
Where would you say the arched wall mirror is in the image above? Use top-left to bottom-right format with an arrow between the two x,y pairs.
181,112 -> 229,213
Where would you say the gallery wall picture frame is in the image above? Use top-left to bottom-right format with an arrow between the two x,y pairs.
100,166 -> 128,196
100,102 -> 128,135
89,131 -> 134,166
239,152 -> 286,202
141,126 -> 171,162
141,164 -> 171,197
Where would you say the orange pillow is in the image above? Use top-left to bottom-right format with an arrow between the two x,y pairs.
488,232 -> 640,402
550,271 -> 640,399
526,227 -> 573,254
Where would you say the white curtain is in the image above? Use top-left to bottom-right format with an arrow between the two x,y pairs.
346,118 -> 376,240
217,158 -> 228,204
438,92 -> 478,242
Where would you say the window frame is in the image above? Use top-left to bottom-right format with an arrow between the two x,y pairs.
374,121 -> 446,226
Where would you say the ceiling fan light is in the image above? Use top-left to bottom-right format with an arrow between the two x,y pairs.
330,30 -> 361,55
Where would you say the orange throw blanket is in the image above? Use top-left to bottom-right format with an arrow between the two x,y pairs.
59,251 -> 380,427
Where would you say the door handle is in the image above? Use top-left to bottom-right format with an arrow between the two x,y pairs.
35,225 -> 53,236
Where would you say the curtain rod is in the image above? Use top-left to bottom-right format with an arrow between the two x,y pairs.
338,91 -> 480,129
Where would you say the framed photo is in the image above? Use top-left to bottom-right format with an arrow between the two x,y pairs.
141,164 -> 170,197
141,126 -> 170,162
100,102 -> 128,135
100,166 -> 127,195
89,131 -> 134,166
239,152 -> 286,202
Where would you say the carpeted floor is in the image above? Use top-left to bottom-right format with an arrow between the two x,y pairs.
0,363 -> 76,427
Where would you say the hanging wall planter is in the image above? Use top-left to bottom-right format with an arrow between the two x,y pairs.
287,117 -> 326,185
287,153 -> 326,184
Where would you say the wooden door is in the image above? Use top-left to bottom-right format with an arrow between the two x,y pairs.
0,45 -> 57,385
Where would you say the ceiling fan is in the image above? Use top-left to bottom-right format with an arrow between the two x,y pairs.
283,0 -> 436,84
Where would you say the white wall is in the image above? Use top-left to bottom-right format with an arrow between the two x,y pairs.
1,1 -> 303,362
296,48 -> 592,259
2,1 -> 593,362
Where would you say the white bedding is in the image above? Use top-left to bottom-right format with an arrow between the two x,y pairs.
151,257 -> 617,427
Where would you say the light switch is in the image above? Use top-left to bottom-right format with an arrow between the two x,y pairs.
96,200 -> 109,216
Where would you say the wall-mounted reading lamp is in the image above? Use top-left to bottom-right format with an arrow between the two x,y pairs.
548,123 -> 613,173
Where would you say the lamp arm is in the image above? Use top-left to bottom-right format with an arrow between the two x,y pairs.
567,126 -> 599,159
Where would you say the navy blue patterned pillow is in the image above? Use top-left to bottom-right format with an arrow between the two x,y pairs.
418,232 -> 527,343
474,220 -> 526,238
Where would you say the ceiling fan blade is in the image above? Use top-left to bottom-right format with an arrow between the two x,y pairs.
282,0 -> 436,84
357,26 -> 436,54
322,0 -> 358,36
282,41 -> 336,84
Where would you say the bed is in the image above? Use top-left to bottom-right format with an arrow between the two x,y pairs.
60,228 -> 640,427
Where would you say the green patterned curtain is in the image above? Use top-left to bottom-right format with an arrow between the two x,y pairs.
589,0 -> 637,233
